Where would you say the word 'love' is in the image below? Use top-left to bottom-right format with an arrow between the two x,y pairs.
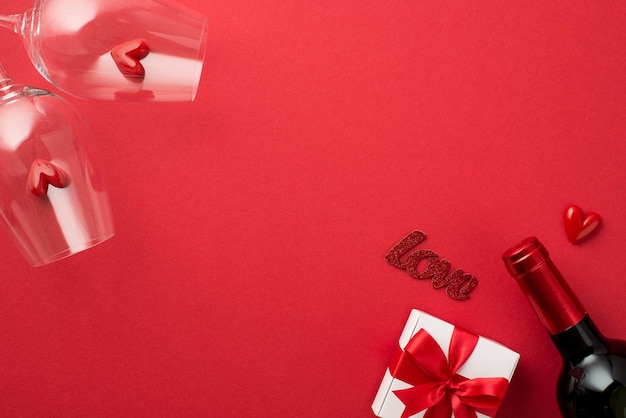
384,230 -> 477,301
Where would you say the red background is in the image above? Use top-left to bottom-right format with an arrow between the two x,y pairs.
2,0 -> 626,416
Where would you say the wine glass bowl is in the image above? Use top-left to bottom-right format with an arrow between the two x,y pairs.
0,69 -> 114,266
2,0 -> 207,101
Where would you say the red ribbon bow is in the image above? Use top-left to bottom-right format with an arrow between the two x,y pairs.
389,327 -> 510,418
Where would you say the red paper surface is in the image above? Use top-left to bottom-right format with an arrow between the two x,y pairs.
2,1 -> 626,416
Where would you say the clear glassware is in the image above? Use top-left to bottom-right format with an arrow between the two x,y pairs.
0,63 -> 114,266
0,0 -> 207,101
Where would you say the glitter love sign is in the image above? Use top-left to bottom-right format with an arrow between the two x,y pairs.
385,230 -> 477,301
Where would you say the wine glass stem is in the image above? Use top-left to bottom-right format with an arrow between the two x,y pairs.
0,15 -> 19,90
0,63 -> 12,89
0,14 -> 19,33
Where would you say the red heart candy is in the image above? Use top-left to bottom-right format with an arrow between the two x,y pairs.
111,39 -> 150,80
27,159 -> 69,196
564,205 -> 601,244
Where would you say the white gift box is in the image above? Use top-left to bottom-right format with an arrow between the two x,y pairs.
372,309 -> 520,418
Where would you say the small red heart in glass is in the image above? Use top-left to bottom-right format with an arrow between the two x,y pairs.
111,39 -> 150,80
27,159 -> 69,196
564,205 -> 601,244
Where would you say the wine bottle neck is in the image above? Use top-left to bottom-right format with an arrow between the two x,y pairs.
503,237 -> 586,335
551,315 -> 607,364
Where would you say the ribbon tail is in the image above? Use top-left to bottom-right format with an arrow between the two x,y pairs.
455,377 -> 510,416
451,394 -> 478,418
394,382 -> 447,418
423,394 -> 453,418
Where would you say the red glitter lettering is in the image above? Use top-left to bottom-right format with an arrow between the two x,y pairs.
384,230 -> 477,301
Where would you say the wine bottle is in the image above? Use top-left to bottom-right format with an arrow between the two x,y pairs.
502,237 -> 626,417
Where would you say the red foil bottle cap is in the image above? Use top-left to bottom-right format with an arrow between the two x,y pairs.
503,237 -> 586,335
502,237 -> 549,278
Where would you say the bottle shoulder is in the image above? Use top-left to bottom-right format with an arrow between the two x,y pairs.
558,353 -> 626,417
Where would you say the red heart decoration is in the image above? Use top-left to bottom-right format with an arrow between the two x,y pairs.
27,159 -> 69,197
111,39 -> 150,80
564,205 -> 602,244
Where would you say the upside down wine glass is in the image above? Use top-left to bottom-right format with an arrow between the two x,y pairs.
0,0 -> 207,101
0,63 -> 114,266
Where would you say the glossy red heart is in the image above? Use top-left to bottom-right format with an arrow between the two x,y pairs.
111,39 -> 150,80
27,159 -> 69,196
564,205 -> 601,244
